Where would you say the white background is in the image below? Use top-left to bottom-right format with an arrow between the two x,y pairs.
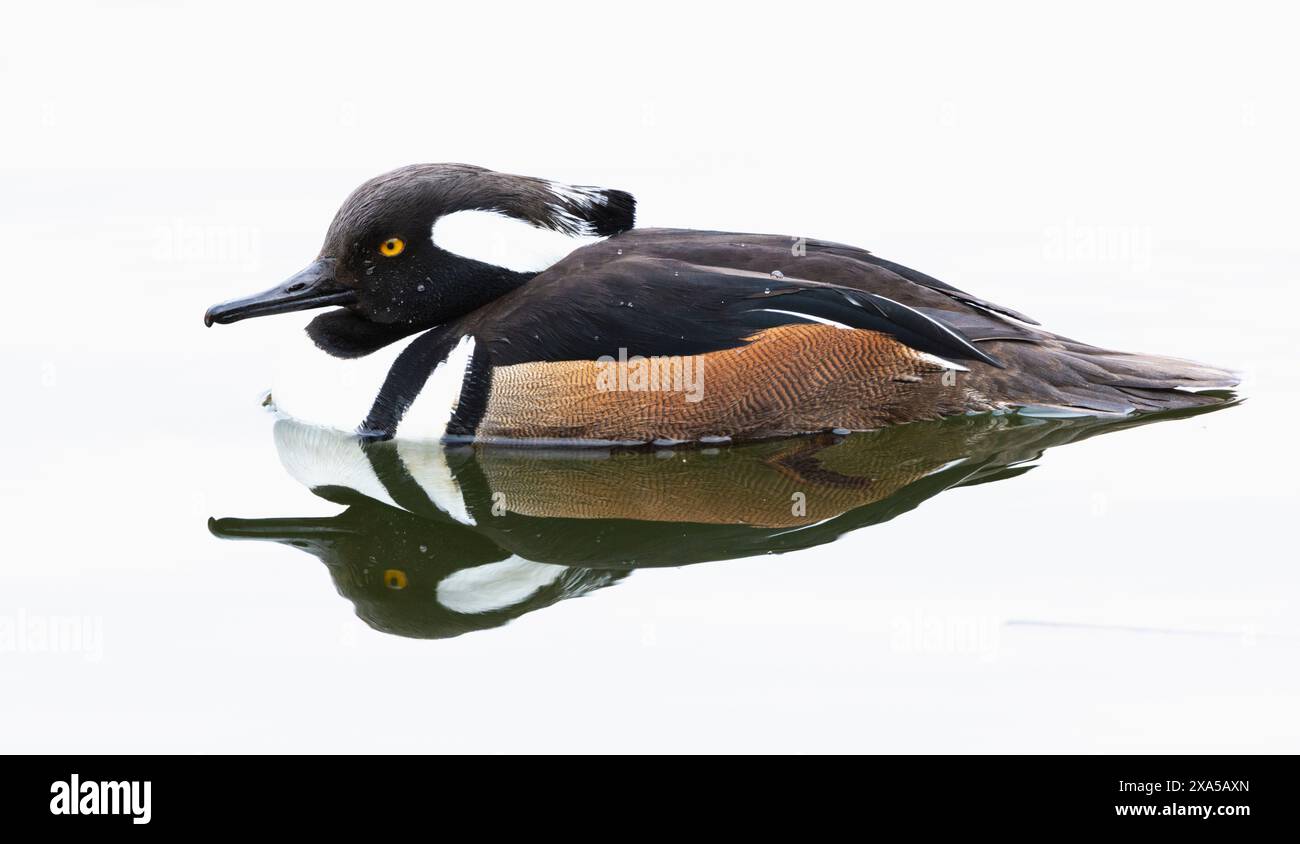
0,1 -> 1296,752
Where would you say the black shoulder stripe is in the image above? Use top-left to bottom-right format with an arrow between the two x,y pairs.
853,292 -> 1004,368
359,327 -> 459,440
446,341 -> 493,438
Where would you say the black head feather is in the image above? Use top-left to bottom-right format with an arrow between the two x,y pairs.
322,163 -> 636,257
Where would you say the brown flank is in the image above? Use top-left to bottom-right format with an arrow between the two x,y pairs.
475,324 -> 996,442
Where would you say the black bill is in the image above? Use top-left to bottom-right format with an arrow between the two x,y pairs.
204,258 -> 355,326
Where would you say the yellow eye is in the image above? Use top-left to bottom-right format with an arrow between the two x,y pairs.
379,237 -> 405,257
383,569 -> 408,590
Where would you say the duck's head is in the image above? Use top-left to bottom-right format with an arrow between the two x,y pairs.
204,163 -> 635,358
208,475 -> 628,640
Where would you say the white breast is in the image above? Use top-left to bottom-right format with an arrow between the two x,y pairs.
272,330 -> 416,434
271,332 -> 476,441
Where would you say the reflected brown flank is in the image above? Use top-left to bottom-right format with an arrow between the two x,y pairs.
210,400 -> 1236,640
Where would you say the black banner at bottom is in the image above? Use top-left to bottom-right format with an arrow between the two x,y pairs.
3,754 -> 1284,831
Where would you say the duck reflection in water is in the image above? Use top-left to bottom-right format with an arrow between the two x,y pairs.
210,402 -> 1233,640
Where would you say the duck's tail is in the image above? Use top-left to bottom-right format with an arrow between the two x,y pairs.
971,337 -> 1241,416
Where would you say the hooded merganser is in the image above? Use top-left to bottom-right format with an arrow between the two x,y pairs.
205,164 -> 1238,444
210,405 -> 1232,639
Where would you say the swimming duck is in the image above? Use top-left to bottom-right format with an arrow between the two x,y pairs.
205,164 -> 1238,444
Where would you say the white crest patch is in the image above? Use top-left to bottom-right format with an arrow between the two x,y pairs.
432,209 -> 603,273
435,555 -> 569,615
401,334 -> 477,439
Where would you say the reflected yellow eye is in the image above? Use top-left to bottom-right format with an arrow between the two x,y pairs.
379,237 -> 405,257
383,569 -> 408,590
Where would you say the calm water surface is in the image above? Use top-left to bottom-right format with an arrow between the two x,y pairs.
2,170 -> 1296,753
